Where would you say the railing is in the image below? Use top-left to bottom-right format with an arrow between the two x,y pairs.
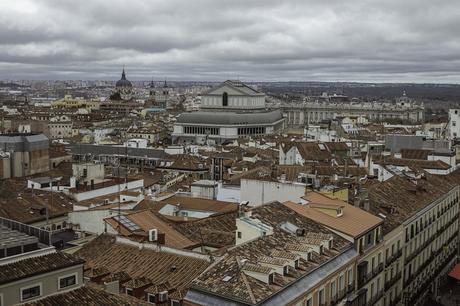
330,289 -> 349,306
367,289 -> 384,306
405,234 -> 436,263
347,283 -> 355,293
358,263 -> 384,289
385,249 -> 403,267
0,217 -> 51,246
385,271 -> 402,291
391,293 -> 402,305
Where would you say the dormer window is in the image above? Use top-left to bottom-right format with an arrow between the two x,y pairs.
283,265 -> 289,275
148,293 -> 156,304
295,259 -> 300,269
159,291 -> 168,302
268,273 -> 275,284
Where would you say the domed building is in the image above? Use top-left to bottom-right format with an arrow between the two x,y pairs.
112,68 -> 133,100
172,80 -> 285,145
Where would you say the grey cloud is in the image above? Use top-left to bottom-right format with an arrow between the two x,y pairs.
0,0 -> 460,82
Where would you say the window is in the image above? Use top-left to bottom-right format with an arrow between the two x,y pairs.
237,231 -> 242,239
347,269 -> 353,285
21,284 -> 41,301
339,275 -> 344,291
222,92 -> 228,107
171,300 -> 180,306
330,280 -> 336,299
58,273 -> 77,289
283,265 -> 289,275
159,291 -> 168,302
126,288 -> 133,296
318,289 -> 324,305
268,273 -> 274,284
306,297 -> 313,306
148,294 -> 156,304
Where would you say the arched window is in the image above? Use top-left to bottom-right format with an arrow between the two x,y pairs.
222,92 -> 228,107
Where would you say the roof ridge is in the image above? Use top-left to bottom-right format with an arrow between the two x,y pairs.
240,268 -> 258,304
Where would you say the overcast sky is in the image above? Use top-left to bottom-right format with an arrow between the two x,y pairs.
1,0 -> 460,83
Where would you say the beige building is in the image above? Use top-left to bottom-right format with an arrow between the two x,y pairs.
369,170 -> 460,306
286,191 -> 385,306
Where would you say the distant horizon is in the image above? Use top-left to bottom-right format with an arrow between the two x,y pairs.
2,77 -> 460,86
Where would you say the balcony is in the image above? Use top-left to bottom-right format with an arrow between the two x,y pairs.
357,263 -> 384,289
347,283 -> 355,294
366,289 -> 384,306
330,290 -> 347,306
390,293 -> 402,305
385,249 -> 402,267
385,271 -> 402,291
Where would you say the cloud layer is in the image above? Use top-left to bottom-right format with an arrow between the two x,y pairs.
1,0 -> 460,82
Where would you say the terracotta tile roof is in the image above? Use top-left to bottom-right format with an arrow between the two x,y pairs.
373,156 -> 451,170
155,195 -> 238,215
191,202 -> 352,305
23,285 -> 151,306
0,252 -> 84,285
243,263 -> 273,274
75,234 -> 210,296
174,211 -> 237,248
144,281 -> 171,294
400,148 -> 431,160
368,171 -> 460,234
124,276 -> 152,289
324,142 -> 349,152
0,179 -> 73,224
160,155 -> 209,171
104,210 -> 197,249
296,142 -> 332,162
285,192 -> 382,238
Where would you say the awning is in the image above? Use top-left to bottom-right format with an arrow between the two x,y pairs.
448,263 -> 460,280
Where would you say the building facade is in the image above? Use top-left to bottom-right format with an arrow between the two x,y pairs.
279,93 -> 424,127
173,80 -> 285,145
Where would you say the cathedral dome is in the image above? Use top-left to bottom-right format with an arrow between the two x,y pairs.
116,68 -> 132,88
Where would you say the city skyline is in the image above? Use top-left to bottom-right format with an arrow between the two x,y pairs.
1,0 -> 460,83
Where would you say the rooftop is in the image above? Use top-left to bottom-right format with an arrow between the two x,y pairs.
104,209 -> 197,249
368,170 -> 460,234
285,192 -> 383,238
75,234 -> 210,297
190,201 -> 353,305
23,285 -> 150,306
0,251 -> 84,285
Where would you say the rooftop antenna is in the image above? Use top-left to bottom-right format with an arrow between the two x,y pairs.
117,143 -> 121,234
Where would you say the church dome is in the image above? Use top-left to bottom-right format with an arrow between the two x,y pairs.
116,68 -> 132,88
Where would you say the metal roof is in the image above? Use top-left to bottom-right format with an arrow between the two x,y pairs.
68,144 -> 166,159
176,110 -> 283,125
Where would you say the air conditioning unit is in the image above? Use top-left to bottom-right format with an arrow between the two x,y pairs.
149,229 -> 158,242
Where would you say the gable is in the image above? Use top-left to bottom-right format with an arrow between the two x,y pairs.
205,84 -> 250,96
204,81 -> 264,96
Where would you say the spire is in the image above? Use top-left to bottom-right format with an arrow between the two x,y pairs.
121,66 -> 126,80
150,77 -> 155,88
163,78 -> 168,88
